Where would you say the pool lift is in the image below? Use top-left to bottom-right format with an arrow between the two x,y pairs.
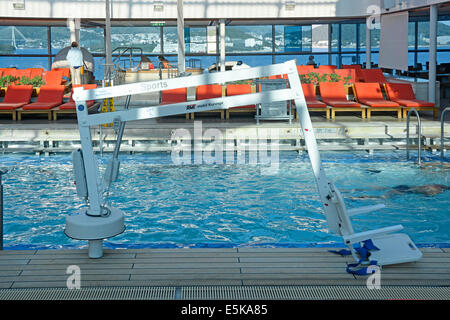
66,60 -> 422,274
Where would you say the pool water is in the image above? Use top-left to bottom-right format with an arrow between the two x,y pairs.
1,151 -> 450,249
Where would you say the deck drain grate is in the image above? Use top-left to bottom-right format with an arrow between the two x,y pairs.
1,286 -> 449,300
181,286 -> 450,300
0,286 -> 175,300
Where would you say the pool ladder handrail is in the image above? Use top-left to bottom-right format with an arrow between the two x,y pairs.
441,107 -> 450,159
406,108 -> 422,166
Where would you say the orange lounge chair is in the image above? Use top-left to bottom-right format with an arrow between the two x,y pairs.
28,68 -> 44,79
159,87 -> 188,119
53,84 -> 99,120
43,70 -> 64,85
0,85 -> 33,120
193,84 -> 223,120
318,65 -> 337,72
333,69 -> 357,85
18,85 -> 65,120
160,87 -> 187,105
297,65 -> 315,75
52,68 -> 71,84
353,82 -> 401,119
342,65 -> 364,82
319,82 -> 364,119
225,83 -> 255,119
360,68 -> 387,83
11,69 -> 32,84
300,83 -> 329,119
384,82 -> 438,118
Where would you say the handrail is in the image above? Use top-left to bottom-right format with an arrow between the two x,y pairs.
441,107 -> 450,159
0,169 -> 7,250
406,108 -> 422,166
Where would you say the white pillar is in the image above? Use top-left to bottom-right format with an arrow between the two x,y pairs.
365,24 -> 371,69
69,19 -> 80,44
177,0 -> 186,73
105,0 -> 113,80
219,19 -> 226,72
429,4 -> 438,104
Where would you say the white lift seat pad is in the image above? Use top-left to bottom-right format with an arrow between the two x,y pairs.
369,233 -> 423,266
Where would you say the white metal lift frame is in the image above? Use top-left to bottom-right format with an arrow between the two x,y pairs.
67,59 -> 422,266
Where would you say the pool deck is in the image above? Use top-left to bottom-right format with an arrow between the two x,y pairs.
1,110 -> 450,154
0,247 -> 449,295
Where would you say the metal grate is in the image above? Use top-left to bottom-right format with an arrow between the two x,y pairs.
180,286 -> 450,300
1,286 -> 449,300
0,286 -> 175,300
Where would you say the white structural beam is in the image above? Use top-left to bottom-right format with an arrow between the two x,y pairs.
219,19 -> 226,72
366,24 -> 371,69
177,0 -> 186,74
429,4 -> 438,104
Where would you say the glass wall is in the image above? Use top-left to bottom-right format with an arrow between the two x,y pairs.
0,17 -> 449,77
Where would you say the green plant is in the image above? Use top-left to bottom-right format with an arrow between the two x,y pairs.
0,75 -> 17,87
16,75 -> 43,87
327,73 -> 341,83
343,75 -> 353,85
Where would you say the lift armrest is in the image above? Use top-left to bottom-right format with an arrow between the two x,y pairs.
343,224 -> 404,245
347,204 -> 386,217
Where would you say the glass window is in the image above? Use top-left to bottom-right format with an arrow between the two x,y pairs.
330,24 -> 339,52
0,56 -> 49,69
370,27 -> 380,49
225,26 -> 272,53
226,55 -> 272,67
417,21 -> 429,49
111,27 -> 160,54
0,26 -> 47,55
437,20 -> 450,49
312,24 -> 329,53
341,24 -> 357,51
408,22 -> 416,49
358,23 -> 366,50
80,27 -> 104,54
163,26 -> 178,54
50,27 -> 71,54
186,27 -> 207,54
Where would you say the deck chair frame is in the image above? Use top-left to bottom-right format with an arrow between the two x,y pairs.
67,60 -> 423,264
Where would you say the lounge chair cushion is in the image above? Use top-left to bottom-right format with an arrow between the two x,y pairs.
392,99 -> 435,108
322,99 -> 361,108
59,101 -> 95,110
226,84 -> 255,109
22,102 -> 62,110
358,99 -> 399,108
306,100 -> 327,108
2,85 -> 33,104
0,102 -> 28,110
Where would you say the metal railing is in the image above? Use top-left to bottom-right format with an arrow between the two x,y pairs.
0,169 -> 7,250
441,107 -> 450,159
406,108 -> 422,166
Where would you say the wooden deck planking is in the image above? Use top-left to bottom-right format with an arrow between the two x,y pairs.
0,247 -> 449,289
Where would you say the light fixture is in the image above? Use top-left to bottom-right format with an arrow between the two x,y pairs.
285,1 -> 295,11
12,0 -> 25,10
154,1 -> 164,12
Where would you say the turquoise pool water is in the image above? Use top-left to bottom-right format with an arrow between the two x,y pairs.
1,151 -> 450,249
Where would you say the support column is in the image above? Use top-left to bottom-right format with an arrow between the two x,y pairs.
219,19 -> 226,72
177,0 -> 186,74
365,24 -> 371,69
69,18 -> 80,44
105,0 -> 113,81
429,4 -> 438,104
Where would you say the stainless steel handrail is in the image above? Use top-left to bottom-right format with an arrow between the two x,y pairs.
441,107 -> 450,159
406,108 -> 422,166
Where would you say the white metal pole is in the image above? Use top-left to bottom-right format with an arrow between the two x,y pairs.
177,0 -> 186,74
105,0 -> 113,79
429,4 -> 438,104
366,23 -> 371,69
220,19 -> 226,72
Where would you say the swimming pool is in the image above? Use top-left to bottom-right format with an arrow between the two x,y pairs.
1,151 -> 450,249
